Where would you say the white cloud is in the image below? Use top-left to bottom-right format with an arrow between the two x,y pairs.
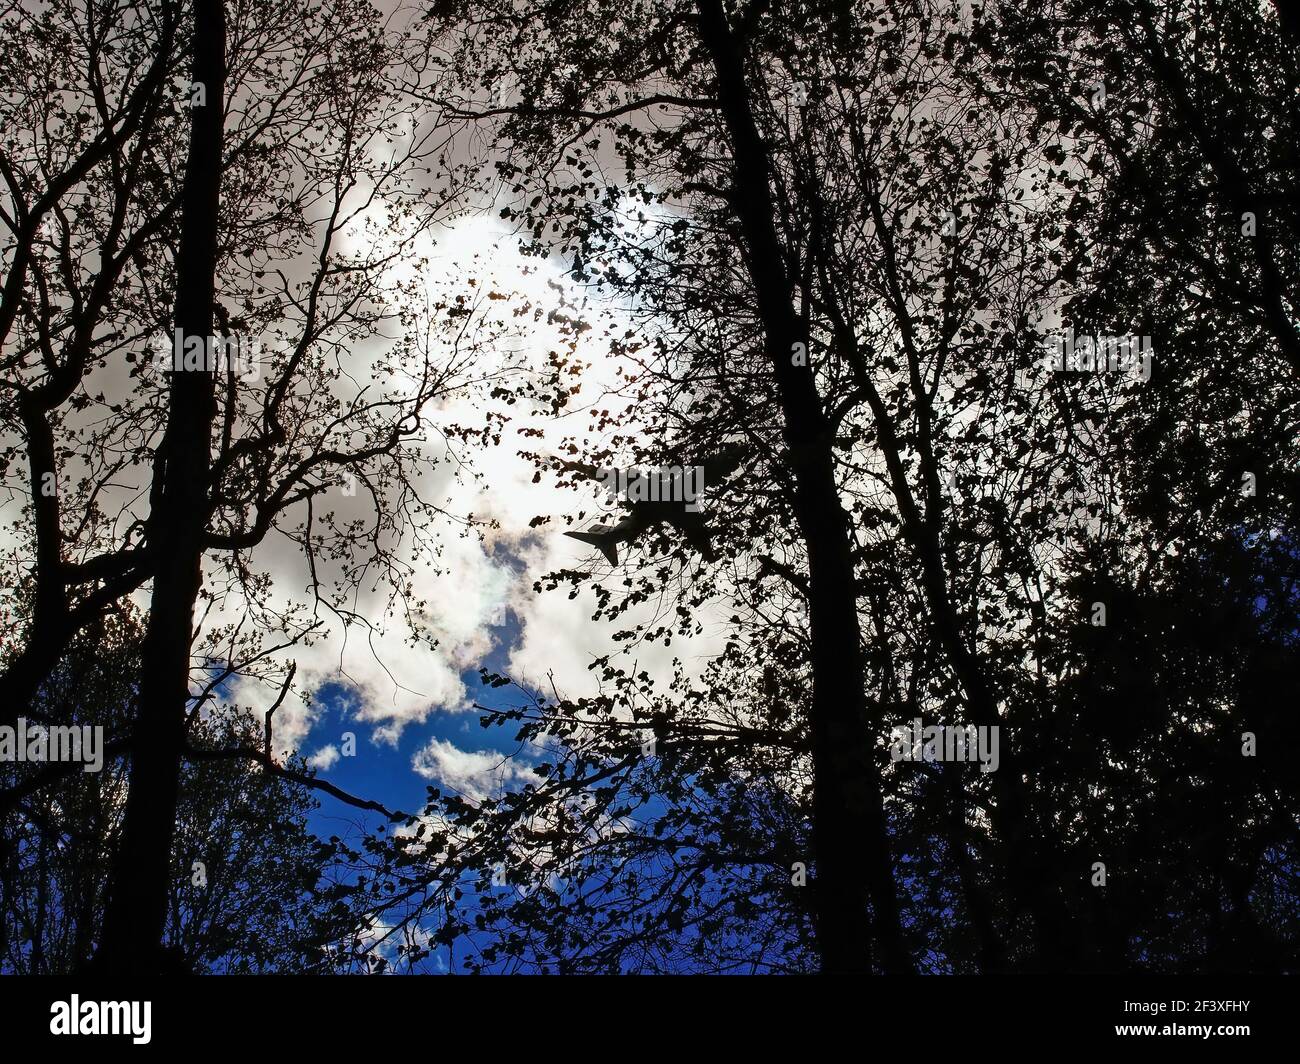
308,744 -> 341,770
410,736 -> 536,801
4,211 -> 731,765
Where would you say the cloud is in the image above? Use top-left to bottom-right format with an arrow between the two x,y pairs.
308,744 -> 341,770
411,736 -> 536,801
228,214 -> 729,744
4,210 -> 729,765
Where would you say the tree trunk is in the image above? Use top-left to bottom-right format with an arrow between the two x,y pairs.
94,0 -> 225,974
695,0 -> 910,974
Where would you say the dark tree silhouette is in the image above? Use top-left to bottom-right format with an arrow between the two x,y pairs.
1,0 -> 1295,976
3,0 -> 495,972
349,0 -> 1297,973
0,607 -> 367,974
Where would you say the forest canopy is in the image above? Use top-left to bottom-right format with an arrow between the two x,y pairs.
0,0 -> 1296,977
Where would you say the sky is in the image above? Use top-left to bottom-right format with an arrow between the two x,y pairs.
206,212 -> 729,859
0,19 -> 733,972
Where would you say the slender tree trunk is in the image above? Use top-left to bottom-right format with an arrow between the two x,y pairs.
944,762 -> 1006,972
695,0 -> 910,974
94,0 -> 225,974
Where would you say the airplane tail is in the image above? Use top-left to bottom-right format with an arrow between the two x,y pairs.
565,529 -> 619,565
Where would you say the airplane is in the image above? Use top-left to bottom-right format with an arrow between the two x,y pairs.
560,442 -> 751,565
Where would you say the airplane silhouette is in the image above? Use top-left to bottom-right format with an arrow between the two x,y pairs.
560,443 -> 751,565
